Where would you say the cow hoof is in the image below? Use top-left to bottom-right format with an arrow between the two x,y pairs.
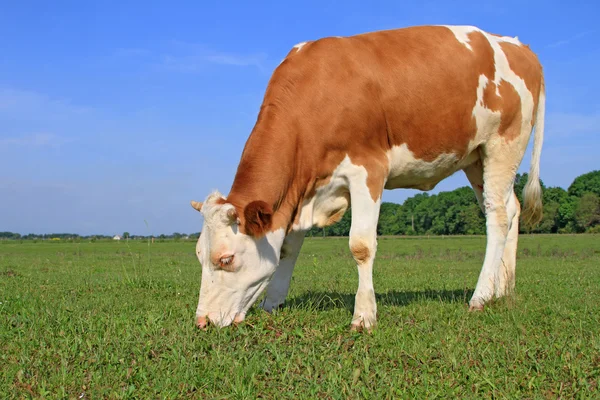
350,317 -> 376,333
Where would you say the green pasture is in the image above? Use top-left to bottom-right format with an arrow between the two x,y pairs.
1,235 -> 599,398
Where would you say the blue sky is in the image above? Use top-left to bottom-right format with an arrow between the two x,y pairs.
1,1 -> 598,236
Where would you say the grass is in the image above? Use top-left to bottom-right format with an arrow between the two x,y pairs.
1,235 -> 599,399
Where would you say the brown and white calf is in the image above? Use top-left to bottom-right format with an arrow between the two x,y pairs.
190,25 -> 545,330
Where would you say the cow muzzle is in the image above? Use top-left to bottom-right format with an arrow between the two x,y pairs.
196,312 -> 246,329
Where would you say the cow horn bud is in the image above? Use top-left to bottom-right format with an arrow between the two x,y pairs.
190,200 -> 203,212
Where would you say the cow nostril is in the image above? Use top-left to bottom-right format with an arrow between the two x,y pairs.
219,255 -> 234,267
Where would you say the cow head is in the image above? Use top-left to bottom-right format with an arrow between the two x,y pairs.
190,191 -> 284,328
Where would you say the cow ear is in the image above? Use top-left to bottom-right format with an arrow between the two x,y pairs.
243,201 -> 273,237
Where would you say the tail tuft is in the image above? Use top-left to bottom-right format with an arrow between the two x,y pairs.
521,177 -> 543,227
521,77 -> 545,228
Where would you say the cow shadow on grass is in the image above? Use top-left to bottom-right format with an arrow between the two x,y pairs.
284,288 -> 475,313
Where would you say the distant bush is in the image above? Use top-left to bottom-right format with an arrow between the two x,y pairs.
587,225 -> 600,234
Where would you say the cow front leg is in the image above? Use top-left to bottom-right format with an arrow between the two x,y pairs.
350,235 -> 378,331
348,178 -> 383,331
260,230 -> 306,312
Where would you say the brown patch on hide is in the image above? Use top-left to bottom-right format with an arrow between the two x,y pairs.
350,240 -> 371,265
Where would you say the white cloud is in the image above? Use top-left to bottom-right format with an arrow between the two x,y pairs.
109,41 -> 271,74
205,52 -> 268,68
546,30 -> 595,48
152,40 -> 270,73
160,54 -> 207,73
161,52 -> 268,73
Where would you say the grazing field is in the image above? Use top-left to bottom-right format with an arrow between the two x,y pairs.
1,235 -> 599,399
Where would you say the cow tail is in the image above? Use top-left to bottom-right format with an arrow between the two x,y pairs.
521,75 -> 545,228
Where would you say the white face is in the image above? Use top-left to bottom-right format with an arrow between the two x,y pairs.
193,192 -> 284,328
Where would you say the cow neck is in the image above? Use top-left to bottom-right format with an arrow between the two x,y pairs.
226,105 -> 302,234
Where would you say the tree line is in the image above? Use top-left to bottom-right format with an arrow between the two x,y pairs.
0,232 -> 201,242
2,170 -> 599,241
308,170 -> 600,237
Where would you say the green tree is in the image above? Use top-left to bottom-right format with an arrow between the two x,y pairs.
402,193 -> 430,234
123,232 -> 130,240
410,187 -> 479,235
461,203 -> 486,234
377,202 -> 402,235
557,196 -> 579,233
0,232 -> 21,240
574,193 -> 600,231
533,187 -> 569,233
536,202 -> 560,233
568,170 -> 600,197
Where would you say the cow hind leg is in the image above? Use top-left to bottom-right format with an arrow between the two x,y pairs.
468,143 -> 525,311
497,193 -> 520,298
464,159 -> 518,298
260,230 -> 306,312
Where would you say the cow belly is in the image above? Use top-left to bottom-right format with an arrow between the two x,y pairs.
385,144 -> 480,191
